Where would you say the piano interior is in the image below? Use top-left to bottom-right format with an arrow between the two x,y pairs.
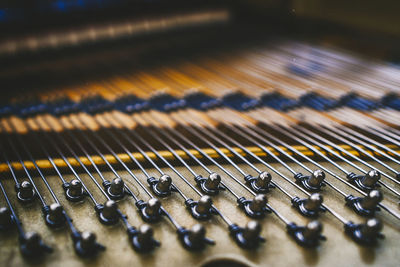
0,1 -> 400,266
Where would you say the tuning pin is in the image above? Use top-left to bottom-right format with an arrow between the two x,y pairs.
361,218 -> 383,237
136,225 -> 160,250
147,175 -> 174,197
186,195 -> 216,220
96,200 -> 120,225
0,206 -> 14,230
361,190 -> 383,210
104,178 -> 126,200
345,218 -> 384,245
178,224 -> 214,251
250,195 -> 268,213
145,198 -> 161,217
187,224 -> 208,246
136,198 -> 163,222
294,170 -> 325,192
80,232 -> 99,253
345,190 -> 383,216
256,171 -> 272,189
245,171 -> 274,193
287,220 -> 325,248
157,175 -> 172,193
229,221 -> 265,249
309,170 -> 326,187
129,224 -> 160,253
195,172 -> 224,195
73,231 -> 105,257
347,170 -> 380,191
110,178 -> 125,195
44,203 -> 66,228
16,181 -> 36,203
243,220 -> 262,241
304,193 -> 324,211
196,196 -> 213,215
238,194 -> 270,218
205,173 -> 221,190
292,193 -> 326,217
303,221 -> 323,240
362,170 -> 381,187
20,232 -> 53,258
64,179 -> 85,202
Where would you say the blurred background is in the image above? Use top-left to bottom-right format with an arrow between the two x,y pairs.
0,0 -> 399,93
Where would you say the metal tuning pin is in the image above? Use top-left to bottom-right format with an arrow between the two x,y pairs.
63,179 -> 85,202
128,224 -> 160,253
147,174 -> 175,197
229,221 -> 265,249
178,224 -> 214,251
186,195 -> 216,220
20,231 -> 53,258
43,203 -> 66,228
294,170 -> 326,192
291,193 -> 326,217
238,194 -> 271,218
103,178 -> 127,200
245,171 -> 274,193
136,198 -> 163,222
15,181 -> 36,203
73,231 -> 105,258
345,218 -> 384,246
96,200 -> 121,225
0,206 -> 14,230
345,190 -> 383,216
287,220 -> 326,248
195,172 -> 225,195
347,170 -> 381,191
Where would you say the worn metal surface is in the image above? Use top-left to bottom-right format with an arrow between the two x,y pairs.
1,161 -> 399,267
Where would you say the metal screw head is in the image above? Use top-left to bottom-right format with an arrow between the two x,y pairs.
49,203 -> 63,219
303,220 -> 323,240
112,177 -> 124,188
243,220 -> 262,241
361,190 -> 383,210
362,218 -> 383,237
20,181 -> 34,199
256,171 -> 272,188
70,179 -> 81,188
188,224 -> 206,243
368,190 -> 383,201
196,195 -> 213,215
139,224 -> 153,237
309,170 -> 325,187
81,231 -> 97,251
103,200 -> 118,219
363,170 -> 381,187
159,174 -> 171,185
110,178 -> 125,195
305,193 -> 323,211
137,224 -> 154,245
24,232 -> 42,250
69,179 -> 83,196
157,175 -> 172,192
82,231 -> 96,243
206,172 -> 221,190
105,200 -> 117,209
146,198 -> 161,216
250,194 -> 268,213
